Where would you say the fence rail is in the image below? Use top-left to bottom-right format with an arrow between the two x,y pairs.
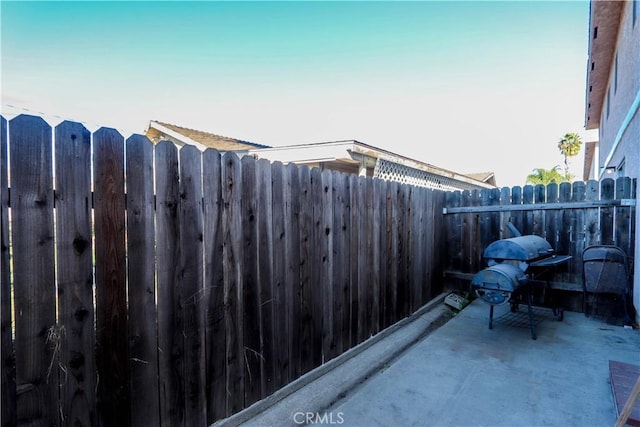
0,115 -> 445,426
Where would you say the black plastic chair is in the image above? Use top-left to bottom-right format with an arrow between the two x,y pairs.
582,245 -> 632,325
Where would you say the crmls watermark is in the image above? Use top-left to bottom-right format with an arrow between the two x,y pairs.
292,411 -> 345,425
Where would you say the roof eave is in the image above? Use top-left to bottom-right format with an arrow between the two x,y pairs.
584,1 -> 623,130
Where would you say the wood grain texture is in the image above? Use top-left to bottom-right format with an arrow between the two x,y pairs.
297,166 -> 314,374
270,161 -> 285,391
614,177 -> 633,256
240,156 -> 262,407
331,172 -> 349,355
178,145 -> 206,426
202,148 -> 226,424
320,170 -> 334,360
10,115 -> 58,426
55,121 -> 96,427
93,126 -> 130,427
126,134 -> 160,427
0,115 -> 16,427
222,152 -> 244,414
284,163 -> 301,381
155,141 -> 184,426
256,159 -> 273,396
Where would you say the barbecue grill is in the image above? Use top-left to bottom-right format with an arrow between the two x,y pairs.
471,224 -> 572,339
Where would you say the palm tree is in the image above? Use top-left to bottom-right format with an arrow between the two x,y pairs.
526,166 -> 567,185
558,132 -> 582,176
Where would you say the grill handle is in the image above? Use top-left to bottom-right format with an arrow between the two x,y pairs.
507,222 -> 522,237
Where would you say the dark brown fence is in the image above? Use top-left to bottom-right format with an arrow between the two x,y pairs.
443,179 -> 637,298
0,115 -> 446,426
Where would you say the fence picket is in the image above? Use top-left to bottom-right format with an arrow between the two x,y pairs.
356,177 -> 368,342
332,172 -> 349,356
270,161 -> 286,390
240,156 -> 262,407
11,116 -> 57,425
222,152 -> 244,414
396,183 -> 410,319
256,159 -> 276,398
615,177 -> 633,256
600,178 -> 615,245
385,182 -> 399,328
585,180 -> 600,246
298,166 -> 314,374
284,164 -> 301,380
571,181 -> 587,282
93,126 -> 130,426
348,175 -> 361,348
510,186 -> 523,236
126,134 -> 160,427
155,141 -> 184,426
0,116 -> 15,427
376,179 -> 388,330
310,168 -> 325,362
178,145 -> 206,425
203,148 -> 226,423
55,121 -> 96,427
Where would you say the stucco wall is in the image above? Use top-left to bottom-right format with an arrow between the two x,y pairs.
596,1 -> 640,322
598,1 -> 639,172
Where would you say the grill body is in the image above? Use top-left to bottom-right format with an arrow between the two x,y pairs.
484,235 -> 553,268
471,263 -> 526,305
471,232 -> 571,339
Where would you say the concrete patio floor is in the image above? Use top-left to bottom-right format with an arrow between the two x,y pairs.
223,296 -> 639,427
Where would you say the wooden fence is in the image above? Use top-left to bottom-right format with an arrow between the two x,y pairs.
0,115 -> 446,426
443,178 -> 637,300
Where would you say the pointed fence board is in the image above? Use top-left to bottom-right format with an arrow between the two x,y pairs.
9,115 -> 57,426
240,156 -> 262,407
178,145 -> 207,426
270,161 -> 287,390
203,148 -> 226,424
222,152 -> 244,415
55,121 -> 96,427
1,116 -> 16,427
155,141 -> 184,427
284,163 -> 302,381
256,159 -> 274,394
126,134 -> 160,427
298,165 -> 315,373
93,126 -> 130,426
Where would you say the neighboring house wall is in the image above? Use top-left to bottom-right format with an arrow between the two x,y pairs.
587,0 -> 640,322
597,0 -> 640,181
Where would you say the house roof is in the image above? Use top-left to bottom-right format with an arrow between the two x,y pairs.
250,140 -> 496,190
145,120 -> 270,151
464,172 -> 496,186
584,1 -> 624,129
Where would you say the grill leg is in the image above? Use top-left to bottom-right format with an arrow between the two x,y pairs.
489,305 -> 494,330
527,286 -> 537,340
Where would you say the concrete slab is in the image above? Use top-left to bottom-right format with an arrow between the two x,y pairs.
330,300 -> 640,427
222,298 -> 639,427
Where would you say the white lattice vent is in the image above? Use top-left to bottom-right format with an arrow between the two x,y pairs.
373,158 -> 480,191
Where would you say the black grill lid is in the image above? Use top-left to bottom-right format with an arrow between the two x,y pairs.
483,235 -> 554,262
